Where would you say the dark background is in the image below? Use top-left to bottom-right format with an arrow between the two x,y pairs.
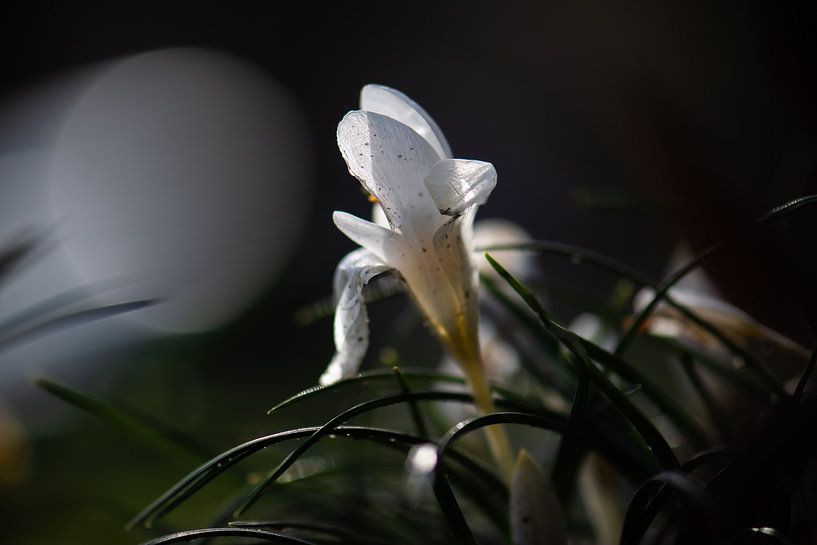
0,2 -> 816,543
3,2 -> 816,338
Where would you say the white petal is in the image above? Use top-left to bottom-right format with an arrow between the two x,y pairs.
337,110 -> 443,233
424,159 -> 496,216
333,210 -> 398,263
360,84 -> 452,159
428,214 -> 479,335
320,248 -> 392,385
371,203 -> 389,228
511,450 -> 568,545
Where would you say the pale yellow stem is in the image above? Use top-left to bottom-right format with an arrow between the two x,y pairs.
463,354 -> 515,481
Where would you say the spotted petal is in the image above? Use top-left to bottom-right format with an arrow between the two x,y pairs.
360,84 -> 452,159
424,159 -> 497,216
320,248 -> 393,385
337,110 -> 443,234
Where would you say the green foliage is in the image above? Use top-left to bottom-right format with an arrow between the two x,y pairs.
23,194 -> 817,544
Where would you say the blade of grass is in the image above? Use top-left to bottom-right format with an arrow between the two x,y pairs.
619,471 -> 719,545
678,351 -> 730,440
482,274 -> 710,448
131,391 -> 542,530
433,473 -> 477,545
269,368 -> 533,414
393,367 -> 429,437
485,253 -> 680,471
0,276 -> 139,337
138,527 -> 315,545
0,236 -> 38,284
230,521 -> 392,545
650,336 -> 771,401
0,299 -> 157,350
431,412 -> 569,545
617,195 -> 817,395
793,346 -> 817,403
236,390 -> 552,517
37,378 -> 210,460
479,240 -> 779,397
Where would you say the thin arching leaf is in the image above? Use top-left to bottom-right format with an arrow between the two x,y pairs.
37,378 -> 210,460
485,253 -> 679,471
130,391 -> 534,530
269,368 -> 532,414
138,527 -> 315,545
481,274 -> 710,448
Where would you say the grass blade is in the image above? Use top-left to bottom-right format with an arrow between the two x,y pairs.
269,368 -> 530,414
237,390 -> 552,517
485,253 -> 680,471
36,378 -> 210,460
138,527 -> 315,545
483,271 -> 710,449
619,471 -> 719,545
131,390 -> 544,530
0,299 -> 157,350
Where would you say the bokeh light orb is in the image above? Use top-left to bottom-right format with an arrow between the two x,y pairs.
49,48 -> 312,332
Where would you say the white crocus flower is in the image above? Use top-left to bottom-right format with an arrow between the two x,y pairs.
322,84 -> 496,385
323,84 -> 513,475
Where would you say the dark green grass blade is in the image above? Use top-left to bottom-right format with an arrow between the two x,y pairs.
130,392 -> 534,530
36,378 -> 210,460
431,412 -> 569,545
0,299 -> 157,350
478,276 -> 567,382
611,239 -> 784,396
478,238 -> 790,395
129,425 -> 425,530
138,527 -> 315,545
485,254 -> 680,471
550,345 -> 592,499
236,390 -> 548,517
128,426 -> 422,530
614,240 -> 721,356
269,368 -> 531,414
0,277 -> 138,338
682,447 -> 738,473
678,351 -> 730,440
756,194 -> 817,222
433,473 -> 477,545
393,367 -> 429,437
650,336 -> 771,401
0,236 -> 38,284
482,273 -> 710,448
793,346 -> 817,403
619,471 -> 720,545
230,521 -> 392,544
616,194 -> 817,393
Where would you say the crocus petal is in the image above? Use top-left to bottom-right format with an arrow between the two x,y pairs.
371,202 -> 389,228
337,110 -> 443,233
428,214 -> 480,341
424,159 -> 497,216
360,84 -> 452,159
333,211 -> 399,263
433,214 -> 478,301
320,248 -> 392,385
511,450 -> 568,545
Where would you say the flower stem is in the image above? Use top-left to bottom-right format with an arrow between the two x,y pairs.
463,356 -> 515,481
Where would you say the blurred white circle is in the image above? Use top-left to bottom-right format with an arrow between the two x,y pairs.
49,48 -> 312,332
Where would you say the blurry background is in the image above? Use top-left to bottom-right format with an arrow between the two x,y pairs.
0,2 -> 815,543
